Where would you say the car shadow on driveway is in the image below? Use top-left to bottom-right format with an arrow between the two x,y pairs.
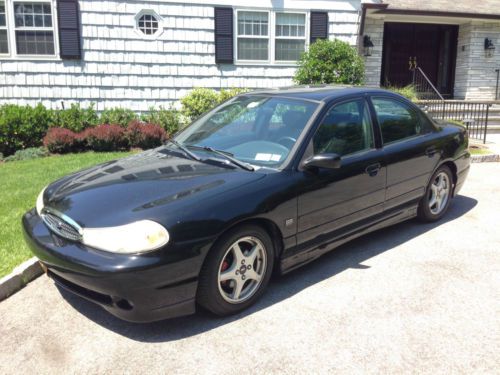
58,195 -> 477,342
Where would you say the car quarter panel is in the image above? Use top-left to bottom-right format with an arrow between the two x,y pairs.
382,133 -> 442,210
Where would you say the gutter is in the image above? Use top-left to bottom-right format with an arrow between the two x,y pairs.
372,8 -> 500,21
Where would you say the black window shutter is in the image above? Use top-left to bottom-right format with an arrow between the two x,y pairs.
310,11 -> 329,44
57,0 -> 82,59
214,7 -> 233,64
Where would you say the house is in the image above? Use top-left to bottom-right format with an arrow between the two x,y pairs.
362,0 -> 500,100
0,0 -> 498,112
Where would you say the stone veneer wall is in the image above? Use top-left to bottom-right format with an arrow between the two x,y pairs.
454,21 -> 500,100
361,17 -> 384,87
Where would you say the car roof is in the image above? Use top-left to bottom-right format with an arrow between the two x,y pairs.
244,86 -> 397,103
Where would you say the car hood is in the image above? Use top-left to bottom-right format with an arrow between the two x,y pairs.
42,147 -> 266,228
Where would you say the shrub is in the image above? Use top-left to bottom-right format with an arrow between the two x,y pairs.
0,103 -> 52,156
43,127 -> 79,154
126,120 -> 167,149
51,103 -> 99,132
218,88 -> 248,103
99,108 -> 138,128
180,87 -> 248,122
294,39 -> 365,85
180,88 -> 220,121
387,85 -> 418,101
141,106 -> 181,136
3,147 -> 49,162
83,124 -> 128,151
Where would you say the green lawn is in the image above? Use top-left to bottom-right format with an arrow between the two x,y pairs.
469,147 -> 492,156
0,152 -> 133,278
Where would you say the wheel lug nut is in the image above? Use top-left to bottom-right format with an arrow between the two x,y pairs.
242,275 -> 246,280
235,270 -> 239,275
247,265 -> 251,270
241,260 -> 245,265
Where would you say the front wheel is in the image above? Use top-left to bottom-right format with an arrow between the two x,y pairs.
197,225 -> 274,316
417,165 -> 453,222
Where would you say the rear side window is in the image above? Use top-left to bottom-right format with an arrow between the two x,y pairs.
371,97 -> 426,144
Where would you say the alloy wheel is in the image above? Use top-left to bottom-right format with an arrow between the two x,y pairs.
217,236 -> 267,304
428,171 -> 450,215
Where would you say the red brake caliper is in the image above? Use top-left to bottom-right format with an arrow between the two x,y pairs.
221,260 -> 229,286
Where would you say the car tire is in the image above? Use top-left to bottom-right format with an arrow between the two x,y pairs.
197,224 -> 274,316
417,165 -> 453,222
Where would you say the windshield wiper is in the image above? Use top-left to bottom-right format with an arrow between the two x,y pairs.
194,145 -> 254,171
166,139 -> 201,161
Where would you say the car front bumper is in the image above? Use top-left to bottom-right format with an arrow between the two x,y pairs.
22,209 -> 212,323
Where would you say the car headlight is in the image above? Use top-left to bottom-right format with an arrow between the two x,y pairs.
81,220 -> 169,254
36,186 -> 47,215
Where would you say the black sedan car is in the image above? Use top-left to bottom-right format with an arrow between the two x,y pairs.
23,87 -> 470,322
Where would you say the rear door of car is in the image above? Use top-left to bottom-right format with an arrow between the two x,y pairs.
294,96 -> 386,253
368,95 -> 440,211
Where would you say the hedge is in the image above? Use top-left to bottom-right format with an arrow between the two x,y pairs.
0,88 -> 245,156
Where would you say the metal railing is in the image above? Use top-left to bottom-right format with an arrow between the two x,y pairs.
417,100 -> 492,143
495,69 -> 499,101
411,67 -> 444,101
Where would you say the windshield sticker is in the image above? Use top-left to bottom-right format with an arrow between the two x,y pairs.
255,153 -> 281,162
255,153 -> 272,161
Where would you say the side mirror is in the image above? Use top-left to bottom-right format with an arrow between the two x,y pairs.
302,153 -> 341,170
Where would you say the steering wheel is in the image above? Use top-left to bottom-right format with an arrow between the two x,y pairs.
277,136 -> 297,149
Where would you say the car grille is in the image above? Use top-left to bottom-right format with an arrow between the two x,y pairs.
41,212 -> 82,242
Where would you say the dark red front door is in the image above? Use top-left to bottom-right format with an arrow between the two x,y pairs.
381,22 -> 458,97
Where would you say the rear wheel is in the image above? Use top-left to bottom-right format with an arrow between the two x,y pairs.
418,165 -> 453,222
197,225 -> 274,316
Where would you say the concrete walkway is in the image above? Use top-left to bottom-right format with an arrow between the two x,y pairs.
485,133 -> 500,155
0,163 -> 499,374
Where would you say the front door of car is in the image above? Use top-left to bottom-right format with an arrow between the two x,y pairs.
369,96 -> 440,211
295,98 -> 386,254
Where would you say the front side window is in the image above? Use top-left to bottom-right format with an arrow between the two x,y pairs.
313,99 -> 374,156
175,95 -> 318,168
14,1 -> 54,55
275,13 -> 306,61
237,11 -> 269,61
371,97 -> 424,144
0,1 -> 8,53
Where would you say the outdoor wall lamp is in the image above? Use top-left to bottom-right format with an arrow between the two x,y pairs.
484,38 -> 495,57
363,35 -> 374,56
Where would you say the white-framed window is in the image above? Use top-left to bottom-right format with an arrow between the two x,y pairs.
13,1 -> 55,55
235,9 -> 308,64
138,14 -> 158,35
236,10 -> 269,61
134,9 -> 163,39
275,12 -> 306,61
0,0 -> 9,54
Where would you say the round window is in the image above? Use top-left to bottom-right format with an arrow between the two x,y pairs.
138,14 -> 159,35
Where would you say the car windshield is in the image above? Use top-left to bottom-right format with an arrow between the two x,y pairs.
174,95 -> 319,168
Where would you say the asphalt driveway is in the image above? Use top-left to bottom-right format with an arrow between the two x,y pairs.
1,163 -> 499,374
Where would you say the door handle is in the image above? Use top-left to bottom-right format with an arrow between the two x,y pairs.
408,56 -> 417,70
425,147 -> 437,157
365,163 -> 381,177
